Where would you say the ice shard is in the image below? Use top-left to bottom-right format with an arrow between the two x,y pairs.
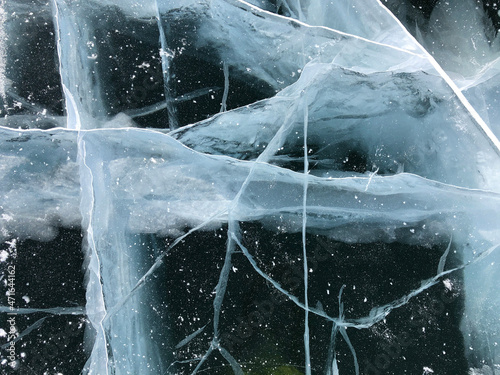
1,0 -> 500,374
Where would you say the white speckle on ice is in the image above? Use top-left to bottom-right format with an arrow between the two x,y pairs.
443,279 -> 453,290
1,214 -> 13,222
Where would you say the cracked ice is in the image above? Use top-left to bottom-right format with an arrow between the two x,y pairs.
1,0 -> 500,374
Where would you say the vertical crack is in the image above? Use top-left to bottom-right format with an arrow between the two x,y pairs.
79,139 -> 109,375
191,221 -> 243,374
155,0 -> 179,130
338,285 -> 359,375
51,0 -> 81,131
326,322 -> 340,375
302,89 -> 311,375
53,3 -> 107,372
220,61 -> 229,112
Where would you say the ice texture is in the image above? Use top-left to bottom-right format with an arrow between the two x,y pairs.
1,0 -> 500,374
386,0 -> 500,141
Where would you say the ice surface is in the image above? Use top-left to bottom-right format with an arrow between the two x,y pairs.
0,128 -> 80,241
386,0 -> 500,140
1,0 -> 500,374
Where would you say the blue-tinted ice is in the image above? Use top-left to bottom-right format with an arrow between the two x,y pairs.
1,0 -> 500,374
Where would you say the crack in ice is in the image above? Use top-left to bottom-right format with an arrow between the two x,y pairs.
231,0 -> 428,58
79,139 -> 109,375
301,88 -> 312,375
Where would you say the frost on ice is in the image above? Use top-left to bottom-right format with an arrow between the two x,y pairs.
1,0 -> 500,374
